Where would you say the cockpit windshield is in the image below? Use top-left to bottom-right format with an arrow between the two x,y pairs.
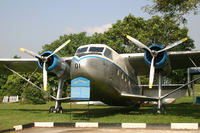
89,47 -> 104,52
76,47 -> 88,53
75,46 -> 105,57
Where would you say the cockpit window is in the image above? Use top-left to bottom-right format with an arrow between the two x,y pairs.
104,48 -> 112,60
89,47 -> 104,52
76,47 -> 88,53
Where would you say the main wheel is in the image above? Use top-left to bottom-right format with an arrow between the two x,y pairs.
153,105 -> 157,115
160,105 -> 166,115
56,106 -> 63,114
49,106 -> 55,113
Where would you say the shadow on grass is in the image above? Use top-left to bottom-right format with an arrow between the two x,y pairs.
0,108 -> 48,113
67,103 -> 200,120
1,102 -> 200,120
67,105 -> 149,119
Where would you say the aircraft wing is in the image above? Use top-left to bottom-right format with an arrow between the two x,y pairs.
120,53 -> 149,75
168,51 -> 200,69
120,50 -> 200,76
0,58 -> 39,74
0,57 -> 72,74
121,93 -> 159,101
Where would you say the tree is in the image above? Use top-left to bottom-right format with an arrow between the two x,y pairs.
0,74 -> 8,100
90,14 -> 194,84
21,72 -> 46,104
144,0 -> 200,23
95,14 -> 194,52
41,14 -> 194,84
42,32 -> 91,57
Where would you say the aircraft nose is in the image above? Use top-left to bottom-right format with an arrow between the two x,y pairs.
70,56 -> 90,79
70,56 -> 106,82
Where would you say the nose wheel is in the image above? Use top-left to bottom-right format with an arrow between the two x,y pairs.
49,106 -> 63,114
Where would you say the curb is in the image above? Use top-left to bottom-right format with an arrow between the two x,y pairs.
0,122 -> 200,132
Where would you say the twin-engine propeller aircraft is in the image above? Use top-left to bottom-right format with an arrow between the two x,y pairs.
1,35 -> 200,114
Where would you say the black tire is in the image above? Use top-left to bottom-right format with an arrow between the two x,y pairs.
153,105 -> 157,115
160,105 -> 167,115
49,106 -> 55,113
56,106 -> 63,114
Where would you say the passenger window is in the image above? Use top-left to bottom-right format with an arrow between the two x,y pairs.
117,70 -> 120,76
104,48 -> 112,60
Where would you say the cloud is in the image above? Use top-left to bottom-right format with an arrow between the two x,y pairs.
84,24 -> 112,35
65,27 -> 80,34
64,24 -> 112,35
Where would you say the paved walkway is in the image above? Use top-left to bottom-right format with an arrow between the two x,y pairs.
13,128 -> 200,133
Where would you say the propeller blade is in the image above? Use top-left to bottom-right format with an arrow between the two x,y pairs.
20,48 -> 42,59
47,40 -> 71,58
149,57 -> 155,88
158,38 -> 188,53
126,35 -> 151,52
43,62 -> 48,91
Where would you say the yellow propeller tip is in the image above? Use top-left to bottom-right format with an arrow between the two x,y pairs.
149,83 -> 153,89
20,48 -> 25,52
126,35 -> 132,40
44,85 -> 47,91
182,38 -> 188,42
65,40 -> 71,44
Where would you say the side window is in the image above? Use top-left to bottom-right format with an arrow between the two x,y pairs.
104,48 -> 112,60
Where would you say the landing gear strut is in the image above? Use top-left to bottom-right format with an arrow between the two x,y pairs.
153,72 -> 167,115
49,78 -> 65,114
153,104 -> 166,115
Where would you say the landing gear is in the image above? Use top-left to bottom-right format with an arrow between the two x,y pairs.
49,78 -> 65,114
160,105 -> 166,114
152,104 -> 166,115
152,72 -> 167,115
153,105 -> 157,115
49,106 -> 63,114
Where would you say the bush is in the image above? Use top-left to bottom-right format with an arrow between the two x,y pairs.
22,86 -> 46,104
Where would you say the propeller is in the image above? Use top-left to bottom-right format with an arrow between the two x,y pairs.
126,35 -> 187,88
47,40 -> 71,58
20,39 -> 71,91
20,48 -> 42,59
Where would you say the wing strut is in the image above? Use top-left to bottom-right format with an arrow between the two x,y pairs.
4,65 -> 56,100
4,65 -> 71,101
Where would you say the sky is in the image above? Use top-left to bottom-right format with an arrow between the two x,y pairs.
0,0 -> 199,58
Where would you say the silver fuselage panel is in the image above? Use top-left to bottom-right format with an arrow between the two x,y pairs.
71,49 -> 142,105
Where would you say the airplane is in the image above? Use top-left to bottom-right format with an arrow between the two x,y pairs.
1,35 -> 200,114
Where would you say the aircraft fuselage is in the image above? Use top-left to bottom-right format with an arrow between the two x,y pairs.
70,44 -> 142,106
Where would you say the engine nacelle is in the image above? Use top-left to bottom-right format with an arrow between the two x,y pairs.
144,45 -> 167,68
38,51 -> 70,79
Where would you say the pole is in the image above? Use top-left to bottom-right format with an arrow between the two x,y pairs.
187,68 -> 191,96
158,73 -> 162,110
192,77 -> 195,104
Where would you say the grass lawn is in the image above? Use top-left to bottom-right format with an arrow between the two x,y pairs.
1,87 -> 200,130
